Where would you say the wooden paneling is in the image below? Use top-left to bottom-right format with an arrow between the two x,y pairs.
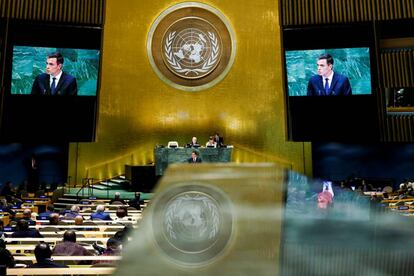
380,49 -> 414,89
0,0 -> 104,25
281,0 -> 414,26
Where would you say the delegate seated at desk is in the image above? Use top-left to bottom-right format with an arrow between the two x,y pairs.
206,136 -> 217,148
187,137 -> 200,148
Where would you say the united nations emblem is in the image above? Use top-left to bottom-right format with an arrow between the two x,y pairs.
163,18 -> 221,79
147,2 -> 236,91
151,184 -> 234,266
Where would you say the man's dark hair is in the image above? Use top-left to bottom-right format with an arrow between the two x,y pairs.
47,204 -> 55,212
49,213 -> 60,225
106,238 -> 121,250
116,207 -> 127,218
63,230 -> 76,243
192,150 -> 199,156
48,52 -> 64,65
16,219 -> 29,231
113,226 -> 132,241
318,53 -> 334,66
34,243 -> 52,262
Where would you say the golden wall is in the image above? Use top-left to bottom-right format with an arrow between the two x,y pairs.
68,0 -> 312,184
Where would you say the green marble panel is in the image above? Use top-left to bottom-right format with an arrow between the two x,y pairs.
154,147 -> 233,175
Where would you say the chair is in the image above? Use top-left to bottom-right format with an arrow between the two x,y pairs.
40,226 -> 60,238
79,199 -> 91,205
111,201 -> 124,205
12,253 -> 33,266
167,141 -> 179,148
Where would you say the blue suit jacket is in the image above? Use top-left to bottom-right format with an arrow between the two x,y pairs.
90,211 -> 112,221
31,72 -> 78,95
307,72 -> 352,96
11,229 -> 43,238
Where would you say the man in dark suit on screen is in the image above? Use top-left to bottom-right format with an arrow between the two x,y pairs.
31,51 -> 78,95
307,53 -> 352,96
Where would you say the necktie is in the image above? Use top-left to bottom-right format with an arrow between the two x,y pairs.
51,77 -> 57,95
324,78 -> 329,95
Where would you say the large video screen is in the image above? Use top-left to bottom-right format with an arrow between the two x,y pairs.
11,46 -> 100,96
285,47 -> 371,96
282,23 -> 379,142
0,20 -> 102,142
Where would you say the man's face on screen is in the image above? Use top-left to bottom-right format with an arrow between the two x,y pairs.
316,58 -> 332,78
46,57 -> 62,76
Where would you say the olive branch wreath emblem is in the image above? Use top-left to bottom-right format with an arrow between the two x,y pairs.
164,194 -> 220,240
164,31 -> 220,76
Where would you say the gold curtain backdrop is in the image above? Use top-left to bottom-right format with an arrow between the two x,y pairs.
68,0 -> 311,184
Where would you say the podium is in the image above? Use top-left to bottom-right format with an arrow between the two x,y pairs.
154,147 -> 233,175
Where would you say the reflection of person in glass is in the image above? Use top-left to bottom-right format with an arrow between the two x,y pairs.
317,181 -> 334,209
31,52 -> 78,95
307,53 -> 352,96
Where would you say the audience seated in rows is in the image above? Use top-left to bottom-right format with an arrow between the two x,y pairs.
128,192 -> 142,210
0,239 -> 15,268
39,204 -> 55,218
91,205 -> 112,221
61,205 -> 81,219
114,207 -> 129,222
52,230 -> 94,264
113,226 -> 132,243
74,215 -> 93,231
0,221 -> 6,239
93,237 -> 122,266
48,213 -> 66,226
28,243 -> 68,268
75,215 -> 84,225
11,219 -> 43,238
20,208 -> 34,224
0,198 -> 16,216
110,192 -> 126,205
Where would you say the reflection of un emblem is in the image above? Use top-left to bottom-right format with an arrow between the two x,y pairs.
163,21 -> 221,79
164,193 -> 220,245
147,2 -> 236,91
152,184 -> 233,266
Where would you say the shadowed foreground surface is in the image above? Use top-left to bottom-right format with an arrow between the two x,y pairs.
114,164 -> 414,275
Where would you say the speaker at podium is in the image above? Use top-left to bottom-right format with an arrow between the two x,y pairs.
115,163 -> 285,275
